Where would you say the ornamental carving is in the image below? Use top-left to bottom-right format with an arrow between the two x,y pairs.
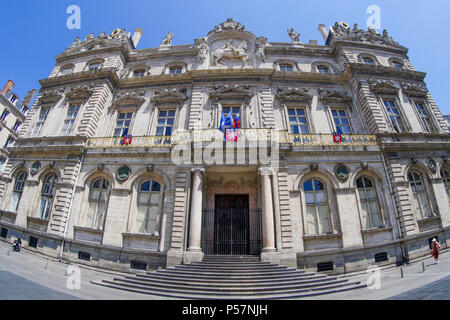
38,90 -> 64,104
151,88 -> 187,104
400,83 -> 428,98
209,85 -> 253,102
212,40 -> 248,66
318,89 -> 352,102
368,80 -> 398,95
330,22 -> 401,48
211,18 -> 247,33
161,31 -> 174,46
287,28 -> 301,44
255,37 -> 267,63
112,91 -> 146,106
66,85 -> 95,101
275,87 -> 312,103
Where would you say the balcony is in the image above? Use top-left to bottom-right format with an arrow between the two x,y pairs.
85,131 -> 379,149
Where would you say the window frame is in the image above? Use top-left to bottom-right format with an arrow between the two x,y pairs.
38,173 -> 57,220
302,178 -> 332,235
113,111 -> 134,137
411,100 -> 436,133
380,97 -> 408,133
60,104 -> 81,136
330,108 -> 353,134
0,110 -> 9,122
32,107 -> 50,137
408,170 -> 433,219
86,177 -> 110,230
441,167 -> 450,198
134,179 -> 164,235
10,171 -> 27,212
356,176 -> 384,229
155,108 -> 176,136
287,107 -> 310,134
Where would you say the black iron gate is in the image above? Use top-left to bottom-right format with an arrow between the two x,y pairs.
201,208 -> 262,255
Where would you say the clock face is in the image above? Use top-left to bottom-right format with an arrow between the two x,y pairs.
117,166 -> 131,181
335,166 -> 349,180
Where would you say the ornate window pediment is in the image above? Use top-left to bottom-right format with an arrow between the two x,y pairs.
39,90 -> 64,104
113,91 -> 146,107
368,80 -> 398,95
275,87 -> 312,103
318,89 -> 352,103
401,83 -> 428,98
66,86 -> 94,101
209,85 -> 253,102
151,89 -> 187,104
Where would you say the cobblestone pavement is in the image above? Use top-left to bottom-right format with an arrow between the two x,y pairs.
0,241 -> 448,300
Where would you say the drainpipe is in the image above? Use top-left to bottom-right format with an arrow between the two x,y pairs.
380,151 -> 407,264
59,153 -> 85,261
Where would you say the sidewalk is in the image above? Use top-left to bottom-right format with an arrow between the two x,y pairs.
0,240 -> 449,300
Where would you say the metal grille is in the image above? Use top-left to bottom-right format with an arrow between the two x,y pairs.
0,228 -> 7,238
201,209 -> 262,255
130,261 -> 147,270
78,251 -> 91,261
317,261 -> 334,272
29,236 -> 38,248
374,252 -> 388,263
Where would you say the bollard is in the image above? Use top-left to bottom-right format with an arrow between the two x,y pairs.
7,249 -> 10,256
44,261 -> 48,270
422,261 -> 425,273
400,267 -> 404,279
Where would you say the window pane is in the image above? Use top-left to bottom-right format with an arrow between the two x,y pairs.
151,181 -> 161,191
314,180 -> 324,191
138,192 -> 150,204
304,180 -> 313,191
10,193 -> 20,212
135,205 -> 148,233
418,193 -> 430,217
317,205 -> 331,234
360,202 -> 370,228
140,181 -> 151,192
306,205 -> 317,235
315,191 -> 326,203
305,192 -> 314,204
369,201 -> 381,227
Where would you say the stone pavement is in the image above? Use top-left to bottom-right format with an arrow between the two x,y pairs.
0,241 -> 449,300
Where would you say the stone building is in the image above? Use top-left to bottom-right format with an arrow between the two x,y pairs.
0,80 -> 35,176
0,20 -> 448,274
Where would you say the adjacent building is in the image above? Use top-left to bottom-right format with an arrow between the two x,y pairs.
0,20 -> 448,273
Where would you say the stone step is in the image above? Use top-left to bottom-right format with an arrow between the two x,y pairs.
110,277 -> 349,293
173,264 -> 289,272
92,279 -> 365,300
158,267 -> 304,277
143,270 -> 319,282
127,274 -> 335,287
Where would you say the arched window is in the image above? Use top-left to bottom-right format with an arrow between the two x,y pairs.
441,168 -> 450,197
408,171 -> 431,219
39,174 -> 57,219
279,64 -> 294,71
10,172 -> 27,212
86,178 -> 109,230
361,56 -> 375,65
303,179 -> 331,235
316,65 -> 331,74
169,66 -> 183,74
391,60 -> 403,69
133,69 -> 146,77
356,176 -> 382,228
136,180 -> 162,234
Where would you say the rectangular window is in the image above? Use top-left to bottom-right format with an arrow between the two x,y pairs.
155,109 -> 175,136
383,100 -> 406,133
114,112 -> 133,137
60,105 -> 80,136
0,110 -> 9,121
133,70 -> 145,77
280,64 -> 293,71
4,136 -> 14,148
169,67 -> 182,74
222,105 -> 241,127
32,108 -> 50,137
415,102 -> 434,133
89,63 -> 101,71
331,109 -> 352,134
288,108 -> 309,134
29,236 -> 38,248
13,120 -> 21,131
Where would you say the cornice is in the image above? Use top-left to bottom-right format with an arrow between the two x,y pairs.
348,62 -> 426,81
0,94 -> 26,121
39,68 -> 120,89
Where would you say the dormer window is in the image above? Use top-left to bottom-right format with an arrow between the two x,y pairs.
391,60 -> 403,69
280,64 -> 294,71
133,69 -> 146,77
88,61 -> 102,71
59,65 -> 74,75
169,66 -> 183,74
362,57 -> 375,65
316,65 -> 330,74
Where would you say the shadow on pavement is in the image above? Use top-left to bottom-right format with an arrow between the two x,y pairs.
387,275 -> 450,300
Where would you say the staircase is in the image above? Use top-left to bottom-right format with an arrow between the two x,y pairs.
91,255 -> 366,299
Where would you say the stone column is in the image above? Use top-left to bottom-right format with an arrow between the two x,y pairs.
184,167 -> 205,263
259,167 -> 279,263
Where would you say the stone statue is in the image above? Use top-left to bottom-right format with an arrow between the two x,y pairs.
161,31 -> 174,46
197,43 -> 209,64
212,40 -> 248,66
255,37 -> 267,63
99,31 -> 108,39
67,36 -> 81,50
287,28 -> 300,43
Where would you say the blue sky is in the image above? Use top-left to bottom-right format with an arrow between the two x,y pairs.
1,0 -> 449,114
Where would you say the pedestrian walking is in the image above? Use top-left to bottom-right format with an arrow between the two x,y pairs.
431,238 -> 441,264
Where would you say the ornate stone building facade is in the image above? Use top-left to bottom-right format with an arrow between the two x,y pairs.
0,20 -> 448,273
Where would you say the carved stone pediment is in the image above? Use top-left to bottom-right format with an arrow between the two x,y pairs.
113,91 -> 145,107
151,89 -> 187,104
66,85 -> 94,101
275,87 -> 312,102
209,18 -> 248,34
368,80 -> 398,95
401,83 -> 428,98
318,89 -> 352,102
39,90 -> 64,104
209,85 -> 253,101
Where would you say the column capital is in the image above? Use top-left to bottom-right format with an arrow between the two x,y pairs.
258,167 -> 276,176
191,167 -> 205,175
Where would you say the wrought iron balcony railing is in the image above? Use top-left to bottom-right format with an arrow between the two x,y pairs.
86,131 -> 378,149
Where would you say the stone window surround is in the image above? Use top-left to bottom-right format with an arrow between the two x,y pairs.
76,173 -> 112,231
408,98 -> 438,134
298,175 -> 339,237
36,171 -> 58,221
274,59 -> 299,72
281,101 -> 315,134
407,169 -> 436,220
59,63 -> 75,75
130,65 -> 150,78
162,61 -> 187,75
323,101 -> 356,135
59,102 -> 83,136
148,104 -> 180,136
377,94 -> 412,133
311,61 -> 335,74
126,174 -> 166,237
354,174 -> 389,231
85,58 -> 105,71
11,171 -> 27,213
111,109 -> 136,137
388,58 -> 404,69
358,53 -> 379,65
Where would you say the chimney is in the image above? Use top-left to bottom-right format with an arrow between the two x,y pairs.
132,28 -> 143,49
318,24 -> 329,41
2,80 -> 15,95
22,89 -> 37,108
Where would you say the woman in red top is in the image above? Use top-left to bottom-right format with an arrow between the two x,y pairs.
432,238 -> 441,264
